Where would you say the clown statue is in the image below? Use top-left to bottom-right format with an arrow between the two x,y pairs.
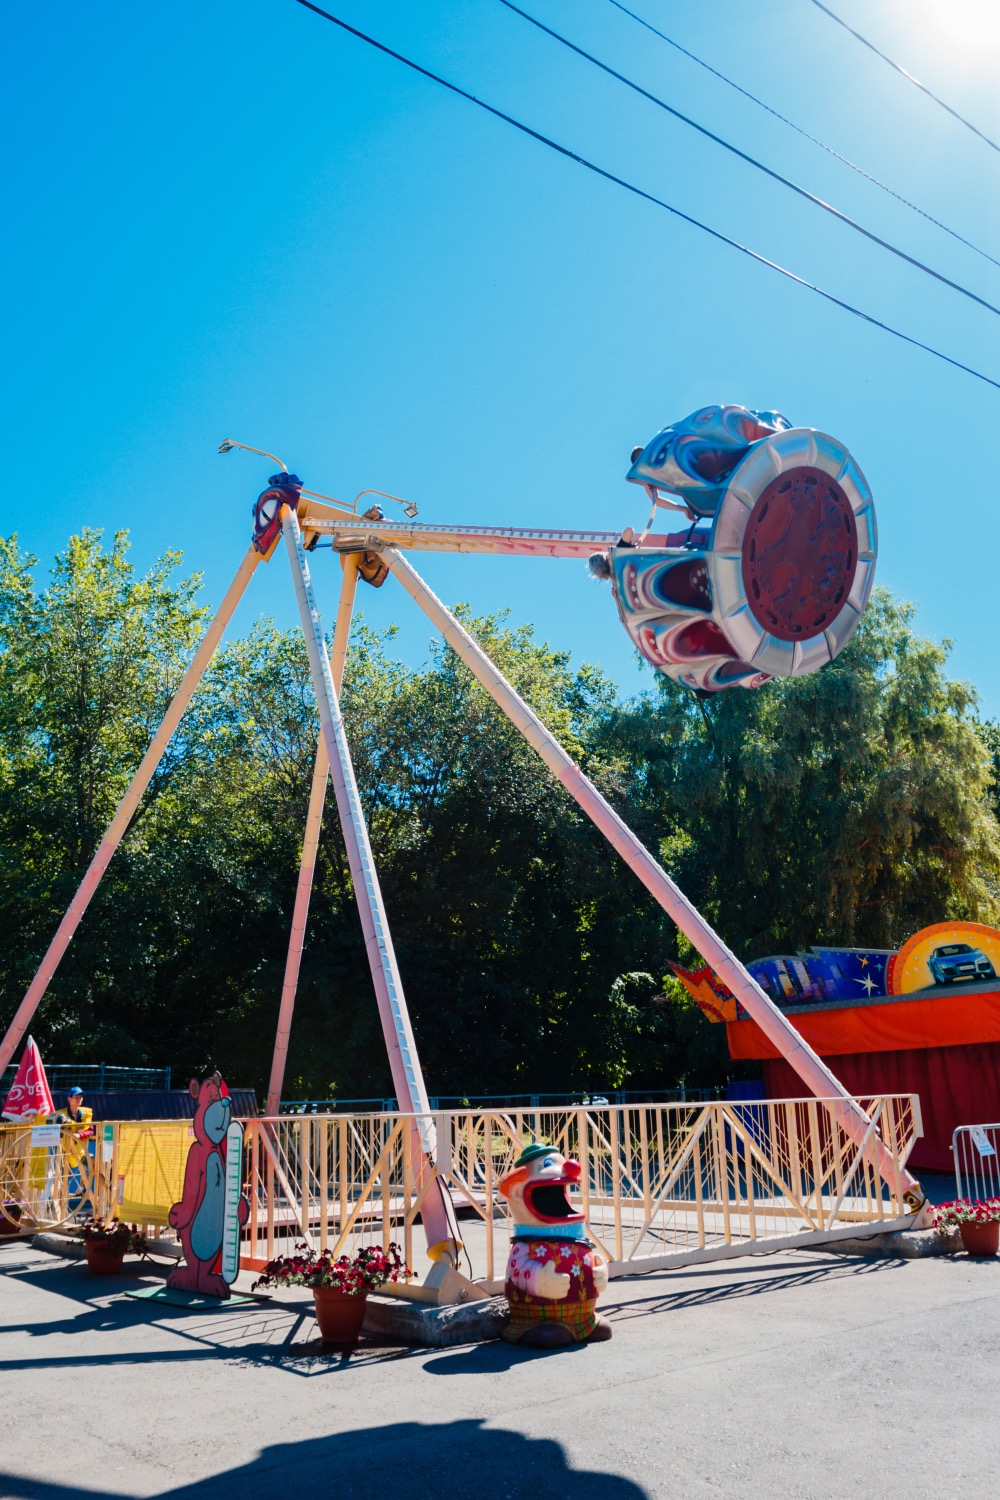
499,1142 -> 611,1348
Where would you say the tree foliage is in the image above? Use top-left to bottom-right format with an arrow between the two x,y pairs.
605,590 -> 1000,956
1,532 -> 997,1100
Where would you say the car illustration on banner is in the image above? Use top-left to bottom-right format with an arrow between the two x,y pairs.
928,943 -> 996,986
670,921 -> 1000,1022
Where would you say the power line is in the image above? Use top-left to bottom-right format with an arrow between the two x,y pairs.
808,0 -> 1000,156
498,0 -> 1000,321
605,0 -> 1000,271
288,0 -> 1000,393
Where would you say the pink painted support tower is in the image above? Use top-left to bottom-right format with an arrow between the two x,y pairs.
381,549 -> 918,1200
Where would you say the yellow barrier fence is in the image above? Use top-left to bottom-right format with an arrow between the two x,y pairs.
0,1119 -> 191,1235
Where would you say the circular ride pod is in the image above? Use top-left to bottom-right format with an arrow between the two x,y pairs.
605,413 -> 877,693
709,429 -> 876,680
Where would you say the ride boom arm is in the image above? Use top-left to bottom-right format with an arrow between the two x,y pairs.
298,499 -> 654,560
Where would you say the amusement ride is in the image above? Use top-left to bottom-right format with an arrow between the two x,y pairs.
0,403 -> 923,1278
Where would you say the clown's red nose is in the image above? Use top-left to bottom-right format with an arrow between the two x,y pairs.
563,1159 -> 582,1182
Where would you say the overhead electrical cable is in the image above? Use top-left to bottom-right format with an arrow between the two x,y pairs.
288,0 -> 1000,393
497,0 -> 1000,320
605,0 -> 1000,271
808,0 -> 1000,156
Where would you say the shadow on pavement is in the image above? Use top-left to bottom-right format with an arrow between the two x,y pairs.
0,1255 -> 421,1376
0,1244 -> 903,1383
423,1336 -> 592,1375
603,1253 -> 897,1320
0,1419 -> 650,1499
421,1259 -> 897,1371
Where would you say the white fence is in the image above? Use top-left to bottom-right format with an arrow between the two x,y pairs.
953,1122 -> 1000,1202
244,1095 -> 923,1284
2,1097 -> 925,1298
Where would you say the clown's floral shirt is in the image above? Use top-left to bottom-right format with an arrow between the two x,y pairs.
503,1235 -> 602,1343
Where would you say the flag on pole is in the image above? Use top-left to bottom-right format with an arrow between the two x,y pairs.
2,1036 -> 55,1121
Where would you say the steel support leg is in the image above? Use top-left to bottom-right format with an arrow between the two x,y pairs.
0,547 -> 262,1076
266,556 -> 359,1118
282,510 -> 462,1256
381,547 -> 921,1204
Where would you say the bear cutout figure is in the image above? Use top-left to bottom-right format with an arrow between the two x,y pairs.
167,1072 -> 248,1299
499,1142 -> 611,1348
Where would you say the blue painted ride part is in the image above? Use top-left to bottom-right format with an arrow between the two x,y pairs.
626,404 -> 791,517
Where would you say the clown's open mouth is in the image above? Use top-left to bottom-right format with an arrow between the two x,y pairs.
524,1182 -> 584,1223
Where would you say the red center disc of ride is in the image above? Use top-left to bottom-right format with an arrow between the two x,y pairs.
740,466 -> 857,642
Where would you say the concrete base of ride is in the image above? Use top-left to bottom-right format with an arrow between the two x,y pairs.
809,1225 -> 962,1258
362,1292 -> 509,1347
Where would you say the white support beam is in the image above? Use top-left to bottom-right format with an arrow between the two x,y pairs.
266,556 -> 360,1118
299,513 -> 631,559
282,508 -> 463,1256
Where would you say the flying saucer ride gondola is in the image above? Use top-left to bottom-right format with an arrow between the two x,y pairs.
594,405 -> 877,693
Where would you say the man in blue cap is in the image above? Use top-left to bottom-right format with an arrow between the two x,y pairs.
58,1088 -> 94,1202
65,1087 -> 93,1137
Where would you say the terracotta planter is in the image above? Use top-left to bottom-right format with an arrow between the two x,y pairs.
959,1221 -> 1000,1258
0,1207 -> 23,1237
312,1286 -> 368,1345
85,1239 -> 126,1276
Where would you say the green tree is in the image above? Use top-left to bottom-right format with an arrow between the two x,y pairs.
2,535 -> 998,1105
0,531 -> 208,1058
332,611 -> 665,1096
601,588 -> 1000,957
976,720 -> 1000,827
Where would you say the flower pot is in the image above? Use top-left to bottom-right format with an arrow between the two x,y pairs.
0,1206 -> 23,1237
85,1239 -> 126,1276
312,1286 -> 368,1345
959,1221 -> 1000,1258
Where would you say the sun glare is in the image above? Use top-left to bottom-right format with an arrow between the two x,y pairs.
911,0 -> 1000,54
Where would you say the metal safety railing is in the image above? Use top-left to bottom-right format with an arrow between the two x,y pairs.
242,1096 -> 922,1284
952,1122 -> 1000,1202
0,1117 -> 198,1236
0,1121 -> 114,1233
278,1087 -> 723,1115
1,1097 -> 922,1291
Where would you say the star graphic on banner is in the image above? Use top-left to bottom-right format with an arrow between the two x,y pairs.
855,974 -> 877,995
859,956 -> 869,968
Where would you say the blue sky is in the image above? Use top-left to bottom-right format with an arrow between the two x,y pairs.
5,0 -> 999,713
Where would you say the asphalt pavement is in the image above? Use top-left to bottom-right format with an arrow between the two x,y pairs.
1,1237 -> 997,1499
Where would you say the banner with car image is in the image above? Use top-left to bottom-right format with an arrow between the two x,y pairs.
886,922 -> 1000,995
